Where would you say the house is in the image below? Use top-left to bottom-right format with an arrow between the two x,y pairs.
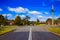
6,20 -> 14,25
46,20 -> 52,25
10,21 -> 14,25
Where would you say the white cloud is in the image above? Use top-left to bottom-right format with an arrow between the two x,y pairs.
29,11 -> 42,15
16,14 -> 18,16
47,16 -> 52,18
2,14 -> 6,16
37,15 -> 44,18
25,8 -> 29,12
45,16 -> 60,20
8,7 -> 43,15
2,14 -> 12,17
15,15 -> 26,19
0,8 -> 3,11
8,7 -> 29,13
20,15 -> 25,17
2,14 -> 12,19
29,18 -> 37,21
7,14 -> 12,17
44,12 -> 49,14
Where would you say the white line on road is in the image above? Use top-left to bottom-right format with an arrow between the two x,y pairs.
28,28 -> 32,40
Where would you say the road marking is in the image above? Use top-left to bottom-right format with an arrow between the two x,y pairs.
28,28 -> 32,40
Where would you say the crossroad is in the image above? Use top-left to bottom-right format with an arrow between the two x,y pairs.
0,26 -> 60,40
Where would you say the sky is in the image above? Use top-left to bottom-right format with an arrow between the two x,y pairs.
0,0 -> 60,21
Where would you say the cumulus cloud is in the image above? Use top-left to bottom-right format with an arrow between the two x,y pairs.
2,14 -> 6,16
29,18 -> 37,21
47,16 -> 52,18
44,12 -> 49,14
0,8 -> 3,11
2,14 -> 12,19
8,7 -> 28,13
20,15 -> 25,17
2,14 -> 12,17
8,7 -> 42,15
7,14 -> 12,17
15,14 -> 18,17
25,8 -> 29,12
45,16 -> 60,20
37,15 -> 44,18
15,14 -> 26,19
29,11 -> 42,15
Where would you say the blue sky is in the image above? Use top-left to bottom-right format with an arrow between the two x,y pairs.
0,0 -> 60,21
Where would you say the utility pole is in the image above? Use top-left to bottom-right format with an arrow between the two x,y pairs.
52,4 -> 54,27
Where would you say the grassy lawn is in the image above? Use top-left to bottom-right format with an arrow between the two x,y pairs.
48,27 -> 60,35
35,24 -> 46,27
0,26 -> 17,35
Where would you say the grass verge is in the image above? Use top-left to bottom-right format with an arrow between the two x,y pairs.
48,27 -> 60,36
0,26 -> 17,35
35,24 -> 46,27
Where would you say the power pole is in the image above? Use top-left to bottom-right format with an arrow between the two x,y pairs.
52,4 -> 54,27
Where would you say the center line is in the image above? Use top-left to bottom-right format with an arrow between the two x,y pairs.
28,28 -> 32,40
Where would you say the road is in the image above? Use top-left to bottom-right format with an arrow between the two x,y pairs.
0,26 -> 60,40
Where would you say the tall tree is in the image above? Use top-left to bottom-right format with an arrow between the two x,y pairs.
0,15 -> 5,25
36,19 -> 40,25
23,16 -> 30,25
24,16 -> 30,21
14,16 -> 21,25
46,18 -> 52,25
37,19 -> 40,22
57,17 -> 60,24
54,20 -> 58,24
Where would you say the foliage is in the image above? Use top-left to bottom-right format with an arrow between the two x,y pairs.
57,17 -> 60,24
22,16 -> 30,25
46,18 -> 52,23
0,15 -> 5,25
46,17 -> 60,25
35,19 -> 40,25
14,16 -> 21,25
37,19 -> 40,22
54,20 -> 58,24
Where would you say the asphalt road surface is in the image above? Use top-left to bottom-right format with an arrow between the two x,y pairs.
0,26 -> 60,40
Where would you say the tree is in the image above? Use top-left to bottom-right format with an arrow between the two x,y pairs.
57,17 -> 60,23
14,16 -> 21,25
0,15 -> 5,25
24,16 -> 30,21
46,18 -> 52,25
57,17 -> 60,26
54,20 -> 58,24
36,19 -> 40,25
23,16 -> 30,25
37,19 -> 40,22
